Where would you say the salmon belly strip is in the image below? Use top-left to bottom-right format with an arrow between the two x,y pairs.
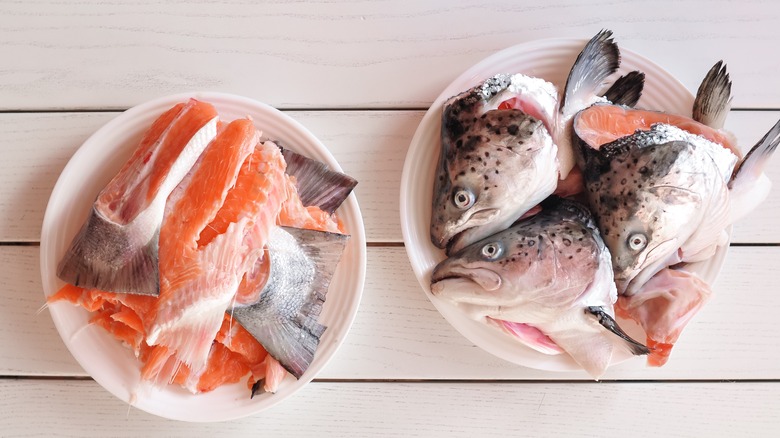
57,99 -> 219,295
143,124 -> 288,384
575,104 -> 740,156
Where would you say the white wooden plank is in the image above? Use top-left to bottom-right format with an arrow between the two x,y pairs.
7,245 -> 780,380
2,1 -> 780,109
1,110 -> 778,243
1,379 -> 779,436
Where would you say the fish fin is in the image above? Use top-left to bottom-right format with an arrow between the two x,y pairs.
250,378 -> 266,398
585,306 -> 650,356
230,226 -> 349,378
692,61 -> 732,129
56,206 -> 160,296
602,71 -> 645,107
561,29 -> 620,115
280,147 -> 358,214
729,118 -> 780,191
727,119 -> 780,222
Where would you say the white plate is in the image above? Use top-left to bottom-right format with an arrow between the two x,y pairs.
399,38 -> 729,373
40,92 -> 367,422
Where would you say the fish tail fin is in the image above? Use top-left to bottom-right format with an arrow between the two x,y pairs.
230,227 -> 349,378
279,146 -> 358,213
602,71 -> 645,107
586,306 -> 650,356
692,61 -> 732,129
56,207 -> 160,296
561,29 -> 620,115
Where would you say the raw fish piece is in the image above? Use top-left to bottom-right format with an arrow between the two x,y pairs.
57,100 -> 219,295
230,226 -> 349,379
144,119 -> 270,382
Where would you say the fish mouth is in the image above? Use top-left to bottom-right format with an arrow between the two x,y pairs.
431,261 -> 502,300
616,239 -> 680,295
434,208 -> 500,253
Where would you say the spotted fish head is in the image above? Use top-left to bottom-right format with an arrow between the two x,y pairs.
431,108 -> 558,254
583,139 -> 706,295
431,197 -> 604,310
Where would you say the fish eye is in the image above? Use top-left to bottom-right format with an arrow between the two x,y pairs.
453,189 -> 475,209
481,242 -> 502,260
627,233 -> 648,251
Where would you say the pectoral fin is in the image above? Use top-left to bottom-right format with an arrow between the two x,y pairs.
586,306 -> 650,356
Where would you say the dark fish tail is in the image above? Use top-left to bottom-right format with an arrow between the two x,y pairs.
692,61 -> 732,129
561,29 -> 620,113
730,118 -> 780,188
279,147 -> 358,214
602,71 -> 645,107
230,226 -> 349,379
586,306 -> 650,356
56,206 -> 160,296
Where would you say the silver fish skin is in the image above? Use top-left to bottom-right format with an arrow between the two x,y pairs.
430,30 -> 621,255
430,197 -> 647,378
229,226 -> 349,380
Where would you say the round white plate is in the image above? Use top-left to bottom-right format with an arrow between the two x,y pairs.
40,92 -> 367,422
399,38 -> 729,373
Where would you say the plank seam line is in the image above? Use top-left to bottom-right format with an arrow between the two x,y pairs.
2,242 -> 778,248
0,107 -> 431,114
0,107 -> 777,114
2,376 -> 779,384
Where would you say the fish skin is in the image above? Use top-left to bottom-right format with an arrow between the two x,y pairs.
430,30 -> 623,254
430,197 -> 646,378
57,100 -> 219,295
230,226 -> 349,379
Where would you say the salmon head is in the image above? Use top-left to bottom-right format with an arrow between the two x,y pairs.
576,122 -> 737,296
430,196 -> 649,377
430,197 -> 608,314
430,73 -> 560,254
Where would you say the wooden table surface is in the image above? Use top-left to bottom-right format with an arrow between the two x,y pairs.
2,1 -> 780,436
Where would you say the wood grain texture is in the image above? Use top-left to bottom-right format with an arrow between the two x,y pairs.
1,379 -> 779,436
1,1 -> 780,109
1,110 -> 778,243
8,245 -> 780,380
